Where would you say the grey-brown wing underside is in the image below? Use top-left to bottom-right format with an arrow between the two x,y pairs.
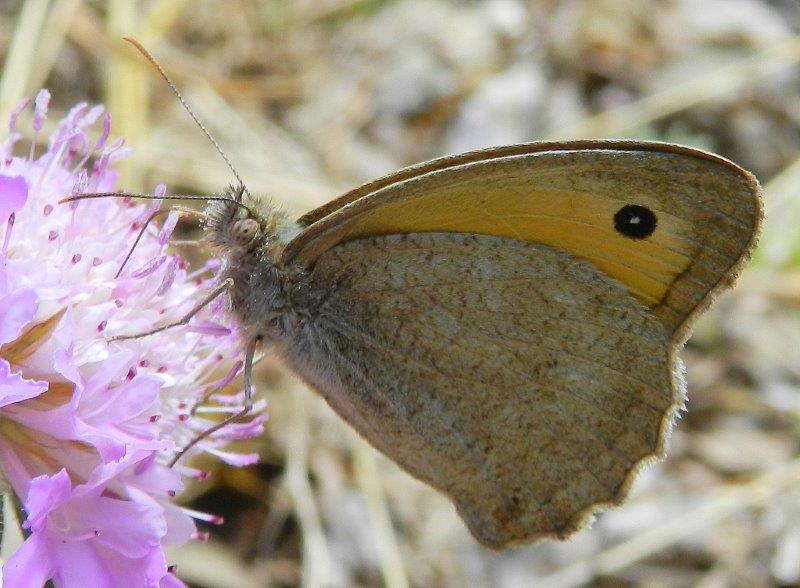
280,232 -> 683,548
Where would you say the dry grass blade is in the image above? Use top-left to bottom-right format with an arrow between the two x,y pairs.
0,0 -> 53,122
352,436 -> 410,588
165,541 -> 260,588
537,457 -> 800,588
106,0 -> 149,191
140,0 -> 193,41
754,154 -> 800,266
547,35 -> 800,140
26,0 -> 81,94
284,387 -> 334,588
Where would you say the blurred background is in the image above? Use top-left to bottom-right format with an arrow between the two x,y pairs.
2,0 -> 800,586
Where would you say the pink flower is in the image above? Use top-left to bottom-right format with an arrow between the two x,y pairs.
0,92 -> 264,586
5,463 -> 173,588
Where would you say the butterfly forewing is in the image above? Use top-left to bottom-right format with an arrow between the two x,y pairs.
284,142 -> 761,342
278,232 -> 683,547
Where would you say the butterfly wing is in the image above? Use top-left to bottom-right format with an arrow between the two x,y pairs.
280,232 -> 682,547
284,141 -> 762,342
277,141 -> 760,546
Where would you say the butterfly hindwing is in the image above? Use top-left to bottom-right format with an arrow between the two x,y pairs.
279,232 -> 682,547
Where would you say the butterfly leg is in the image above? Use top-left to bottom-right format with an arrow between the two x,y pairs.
109,277 -> 233,342
168,335 -> 259,467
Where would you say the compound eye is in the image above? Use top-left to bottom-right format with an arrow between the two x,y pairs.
231,218 -> 260,247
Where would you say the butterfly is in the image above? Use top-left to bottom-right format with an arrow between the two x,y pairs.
206,140 -> 761,547
67,40 -> 762,549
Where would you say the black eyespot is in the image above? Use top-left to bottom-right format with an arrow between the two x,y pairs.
613,204 -> 657,239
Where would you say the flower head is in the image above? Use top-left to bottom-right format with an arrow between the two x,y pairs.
0,91 -> 264,587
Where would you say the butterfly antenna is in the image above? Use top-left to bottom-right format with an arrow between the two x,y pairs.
60,191 -> 253,214
123,36 -> 251,201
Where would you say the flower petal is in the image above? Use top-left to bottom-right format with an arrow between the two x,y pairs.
159,572 -> 188,588
0,287 -> 38,345
0,173 -> 28,226
51,540 -> 114,588
78,496 -> 165,558
2,532 -> 56,588
23,469 -> 72,532
0,358 -> 47,407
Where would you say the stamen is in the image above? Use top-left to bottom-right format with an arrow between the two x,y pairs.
30,90 -> 50,161
2,213 -> 15,254
72,110 -> 112,173
181,507 -> 224,525
130,255 -> 167,279
8,96 -> 31,135
116,206 -> 200,280
155,258 -> 177,296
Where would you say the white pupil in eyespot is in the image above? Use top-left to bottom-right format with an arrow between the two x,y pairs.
630,217 -> 641,224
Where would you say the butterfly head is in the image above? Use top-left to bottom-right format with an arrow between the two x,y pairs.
205,185 -> 299,263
